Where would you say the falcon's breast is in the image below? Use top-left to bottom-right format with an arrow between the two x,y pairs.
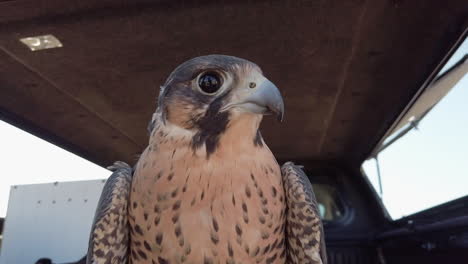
129,118 -> 287,264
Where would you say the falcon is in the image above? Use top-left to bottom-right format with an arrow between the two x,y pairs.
87,55 -> 327,264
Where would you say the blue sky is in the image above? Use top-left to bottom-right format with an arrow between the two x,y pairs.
0,40 -> 466,219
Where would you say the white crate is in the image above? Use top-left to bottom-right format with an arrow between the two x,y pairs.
0,180 -> 106,264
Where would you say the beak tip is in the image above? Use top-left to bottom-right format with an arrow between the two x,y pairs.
267,102 -> 284,122
272,96 -> 284,123
277,111 -> 284,122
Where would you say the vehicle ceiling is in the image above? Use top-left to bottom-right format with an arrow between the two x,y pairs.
0,0 -> 466,169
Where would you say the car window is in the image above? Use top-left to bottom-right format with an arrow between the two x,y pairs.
362,38 -> 468,220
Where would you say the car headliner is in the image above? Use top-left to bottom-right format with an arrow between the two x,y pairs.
0,0 -> 467,169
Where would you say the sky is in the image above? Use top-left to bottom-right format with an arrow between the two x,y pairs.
0,40 -> 466,220
363,38 -> 468,219
0,123 -> 111,217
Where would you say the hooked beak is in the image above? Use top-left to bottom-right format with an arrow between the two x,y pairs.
237,79 -> 285,122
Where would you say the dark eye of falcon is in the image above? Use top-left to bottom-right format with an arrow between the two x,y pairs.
198,72 -> 222,94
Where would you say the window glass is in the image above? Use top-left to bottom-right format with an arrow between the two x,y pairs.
362,39 -> 468,220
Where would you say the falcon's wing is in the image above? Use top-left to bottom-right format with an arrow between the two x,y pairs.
281,162 -> 327,264
87,161 -> 133,264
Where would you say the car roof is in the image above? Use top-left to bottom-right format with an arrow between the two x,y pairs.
0,0 -> 466,168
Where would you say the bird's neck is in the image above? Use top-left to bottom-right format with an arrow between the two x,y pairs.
218,113 -> 263,149
149,114 -> 265,159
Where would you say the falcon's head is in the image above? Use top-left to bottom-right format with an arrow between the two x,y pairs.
150,55 -> 284,156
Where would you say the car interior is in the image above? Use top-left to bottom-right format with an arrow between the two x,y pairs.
0,1 -> 467,263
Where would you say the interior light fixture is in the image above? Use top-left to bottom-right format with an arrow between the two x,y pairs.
19,34 -> 63,51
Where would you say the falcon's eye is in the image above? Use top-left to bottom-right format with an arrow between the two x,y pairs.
198,72 -> 222,94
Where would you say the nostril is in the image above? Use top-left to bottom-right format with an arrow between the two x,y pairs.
249,82 -> 256,89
